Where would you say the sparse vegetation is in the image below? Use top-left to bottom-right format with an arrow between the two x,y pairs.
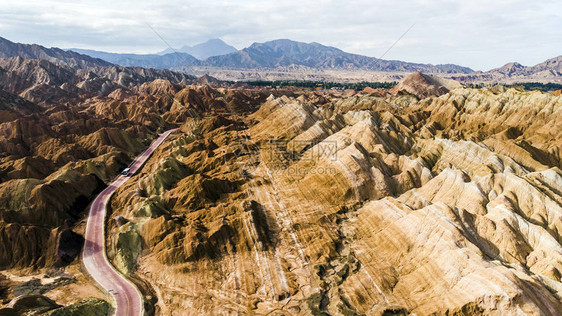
230,80 -> 398,90
465,82 -> 562,92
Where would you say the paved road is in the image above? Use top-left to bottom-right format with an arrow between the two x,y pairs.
83,129 -> 177,316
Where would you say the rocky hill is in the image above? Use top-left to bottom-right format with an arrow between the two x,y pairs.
0,88 -> 41,123
390,71 -> 460,98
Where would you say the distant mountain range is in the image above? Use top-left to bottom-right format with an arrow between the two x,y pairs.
68,38 -> 474,74
204,39 -> 474,73
0,36 -> 196,104
0,36 -> 111,69
157,39 -> 237,60
68,48 -> 201,69
70,38 -> 236,68
451,57 -> 562,83
1,36 -> 561,83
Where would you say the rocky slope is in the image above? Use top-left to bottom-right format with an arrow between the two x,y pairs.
0,53 -> 272,311
103,74 -> 562,315
0,80 -> 269,259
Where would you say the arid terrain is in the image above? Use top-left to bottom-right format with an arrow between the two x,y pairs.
100,74 -> 561,315
0,36 -> 561,316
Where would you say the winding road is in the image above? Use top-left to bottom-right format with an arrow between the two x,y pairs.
83,129 -> 177,316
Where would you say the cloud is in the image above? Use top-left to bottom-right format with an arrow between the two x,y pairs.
0,0 -> 559,70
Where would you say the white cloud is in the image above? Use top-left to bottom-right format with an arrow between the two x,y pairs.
0,0 -> 559,70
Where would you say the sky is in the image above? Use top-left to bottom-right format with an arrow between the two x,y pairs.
0,0 -> 560,71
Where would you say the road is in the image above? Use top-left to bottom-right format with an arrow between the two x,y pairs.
83,129 -> 177,316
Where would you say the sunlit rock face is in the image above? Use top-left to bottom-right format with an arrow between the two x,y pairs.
108,82 -> 562,315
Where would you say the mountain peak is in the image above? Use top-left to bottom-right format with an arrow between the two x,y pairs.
202,38 -> 229,45
159,38 -> 237,60
501,62 -> 524,69
490,62 -> 527,76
